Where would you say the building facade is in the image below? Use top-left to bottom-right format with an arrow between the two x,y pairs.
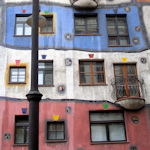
0,0 -> 150,149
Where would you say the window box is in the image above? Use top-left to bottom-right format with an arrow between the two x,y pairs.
107,15 -> 130,46
75,14 -> 99,35
79,60 -> 106,85
9,67 -> 26,83
38,61 -> 53,86
90,111 -> 126,143
46,121 -> 67,143
14,14 -> 31,36
39,14 -> 54,34
14,116 -> 29,145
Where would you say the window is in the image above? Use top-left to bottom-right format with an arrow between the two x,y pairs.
79,61 -> 105,85
75,15 -> 98,34
107,15 -> 130,46
15,116 -> 29,144
9,67 -> 26,83
38,61 -> 53,86
40,15 -> 53,34
47,121 -> 66,142
114,64 -> 139,99
15,14 -> 31,36
90,111 -> 126,143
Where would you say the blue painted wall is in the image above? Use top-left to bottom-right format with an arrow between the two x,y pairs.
5,5 -> 147,52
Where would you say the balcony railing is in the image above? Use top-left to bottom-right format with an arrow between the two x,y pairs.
111,76 -> 145,110
70,0 -> 99,9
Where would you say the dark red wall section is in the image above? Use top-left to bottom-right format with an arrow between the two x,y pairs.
0,99 -> 150,150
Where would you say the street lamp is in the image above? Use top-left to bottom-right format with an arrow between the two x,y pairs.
26,0 -> 46,150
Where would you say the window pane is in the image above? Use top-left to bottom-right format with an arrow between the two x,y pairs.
45,62 -> 53,69
119,37 -> 129,45
16,17 -> 28,22
38,71 -> 44,85
93,73 -> 104,83
118,25 -> 128,35
45,71 -> 52,85
115,76 -> 125,85
87,17 -> 97,25
118,19 -> 128,34
25,24 -> 31,35
80,73 -> 91,84
57,123 -> 64,131
88,27 -> 98,34
87,17 -> 98,34
75,26 -> 86,34
127,65 -> 136,75
115,66 -> 124,75
16,127 -> 24,143
93,62 -> 103,72
11,68 -> 18,75
109,37 -> 117,45
107,26 -> 117,34
38,63 -> 45,68
91,124 -> 107,142
80,62 -> 91,72
18,77 -> 25,82
26,127 -> 29,144
90,112 -> 124,121
117,85 -> 127,97
75,17 -> 85,26
47,24 -> 53,32
19,68 -> 25,75
48,131 -> 56,139
41,26 -> 47,33
16,24 -> 23,35
57,131 -> 64,139
11,77 -> 18,82
107,20 -> 117,34
49,123 -> 56,131
109,123 -> 126,141
47,122 -> 65,140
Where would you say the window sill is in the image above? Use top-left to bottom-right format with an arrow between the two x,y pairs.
38,85 -> 54,87
75,34 -> 101,36
39,32 -> 55,35
8,82 -> 26,84
79,83 -> 107,86
13,144 -> 28,146
13,35 -> 31,37
46,140 -> 67,143
108,45 -> 132,47
91,141 -> 129,145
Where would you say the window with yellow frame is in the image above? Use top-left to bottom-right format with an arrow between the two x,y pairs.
39,13 -> 55,35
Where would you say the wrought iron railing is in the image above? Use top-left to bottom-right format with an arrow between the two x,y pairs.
111,76 -> 145,100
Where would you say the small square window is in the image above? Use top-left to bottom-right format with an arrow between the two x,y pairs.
15,14 -> 31,36
9,67 -> 26,83
38,61 -> 53,86
79,60 -> 105,85
75,14 -> 98,35
107,15 -> 130,46
15,116 -> 29,144
47,121 -> 66,142
90,111 -> 126,143
40,15 -> 53,34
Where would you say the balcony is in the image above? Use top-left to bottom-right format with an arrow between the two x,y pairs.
111,76 -> 145,110
70,0 -> 99,9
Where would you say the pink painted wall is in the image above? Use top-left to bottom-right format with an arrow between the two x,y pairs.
0,99 -> 150,150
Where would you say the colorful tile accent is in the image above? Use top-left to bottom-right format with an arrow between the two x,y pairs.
53,115 -> 59,121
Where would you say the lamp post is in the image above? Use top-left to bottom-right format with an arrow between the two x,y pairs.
26,0 -> 46,149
